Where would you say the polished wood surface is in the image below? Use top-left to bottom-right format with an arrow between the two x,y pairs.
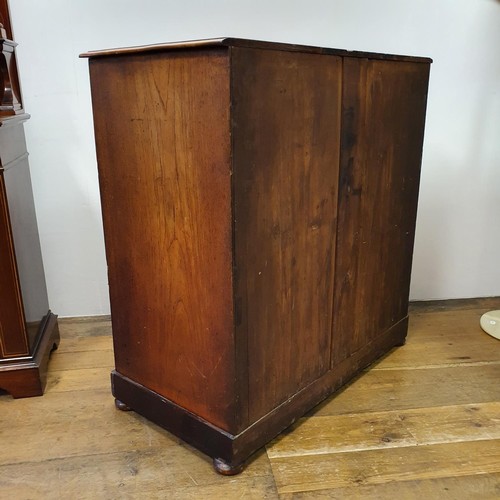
231,47 -> 342,426
1,299 -> 499,497
89,49 -> 235,431
85,39 -> 431,470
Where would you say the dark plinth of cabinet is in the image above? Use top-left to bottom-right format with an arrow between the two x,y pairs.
83,38 -> 431,473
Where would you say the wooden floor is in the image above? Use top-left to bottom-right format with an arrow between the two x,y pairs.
1,298 -> 500,499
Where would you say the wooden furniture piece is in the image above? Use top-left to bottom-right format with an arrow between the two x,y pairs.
0,1 -> 59,398
82,38 -> 431,474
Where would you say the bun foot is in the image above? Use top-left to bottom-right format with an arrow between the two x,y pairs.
213,457 -> 244,476
114,399 -> 132,411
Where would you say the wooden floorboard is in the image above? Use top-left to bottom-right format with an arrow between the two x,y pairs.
1,300 -> 499,499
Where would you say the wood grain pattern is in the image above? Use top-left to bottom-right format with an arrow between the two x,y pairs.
231,47 -> 342,425
332,58 -> 430,365
271,440 -> 500,494
314,363 -> 500,416
45,366 -> 110,393
48,348 -> 113,371
89,48 -> 235,432
374,337 -> 500,369
410,296 -> 500,313
279,474 -> 500,499
54,333 -> 111,353
1,298 -> 499,496
55,317 -> 111,341
268,409 -> 415,457
268,402 -> 500,458
0,447 -> 278,500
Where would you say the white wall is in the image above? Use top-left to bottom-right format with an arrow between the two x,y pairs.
8,0 -> 500,316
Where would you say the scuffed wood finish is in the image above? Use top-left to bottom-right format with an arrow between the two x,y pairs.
268,402 -> 500,458
332,58 -> 430,365
281,476 -> 500,500
231,47 -> 342,425
89,49 -> 235,431
271,440 -> 500,495
314,363 -> 500,417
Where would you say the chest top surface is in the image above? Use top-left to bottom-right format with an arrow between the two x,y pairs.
80,37 -> 432,64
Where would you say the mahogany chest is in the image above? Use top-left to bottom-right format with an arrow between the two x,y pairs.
83,38 -> 431,474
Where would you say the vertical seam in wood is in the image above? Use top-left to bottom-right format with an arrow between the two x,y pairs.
329,56 -> 345,369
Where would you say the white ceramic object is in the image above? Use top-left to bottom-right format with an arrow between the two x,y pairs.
480,310 -> 500,340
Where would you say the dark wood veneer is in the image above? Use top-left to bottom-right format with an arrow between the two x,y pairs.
83,38 -> 431,473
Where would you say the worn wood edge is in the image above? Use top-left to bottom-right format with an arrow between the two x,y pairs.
80,37 -> 432,63
111,318 -> 407,467
79,38 -> 228,58
410,296 -> 500,313
111,371 -> 237,463
0,312 -> 59,397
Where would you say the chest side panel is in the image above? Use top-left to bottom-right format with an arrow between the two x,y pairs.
231,47 -> 342,425
89,49 -> 236,431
